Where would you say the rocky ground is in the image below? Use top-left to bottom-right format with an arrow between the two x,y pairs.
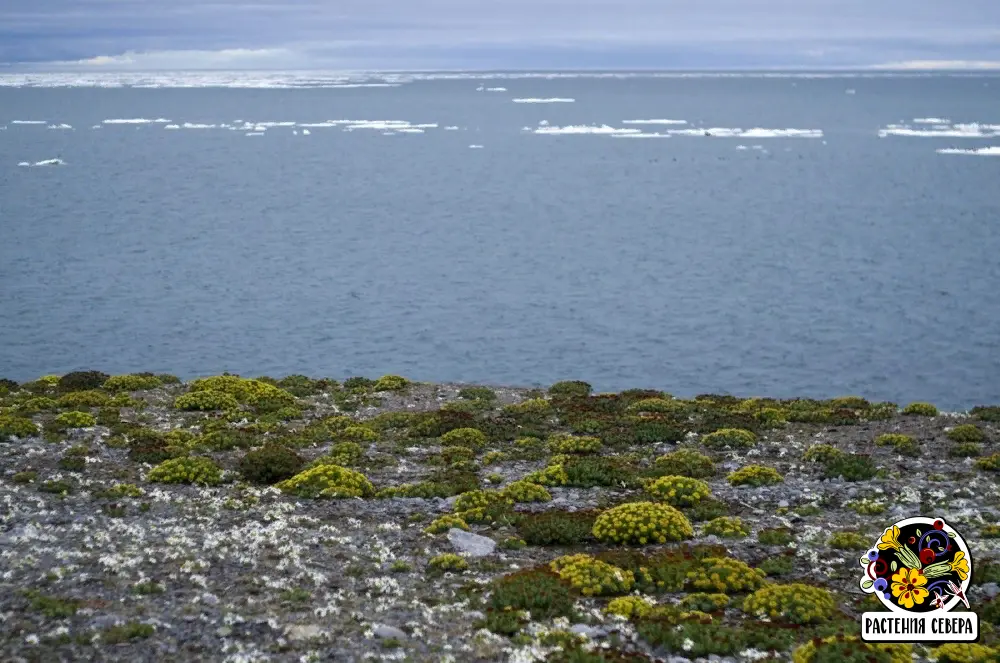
1,372 -> 999,663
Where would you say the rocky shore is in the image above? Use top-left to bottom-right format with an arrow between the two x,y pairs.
1,371 -> 999,663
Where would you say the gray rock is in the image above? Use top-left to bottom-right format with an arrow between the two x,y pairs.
569,624 -> 608,638
778,500 -> 790,508
216,626 -> 232,637
447,528 -> 496,557
466,611 -> 486,622
286,624 -> 325,641
980,582 -> 1000,599
373,625 -> 407,640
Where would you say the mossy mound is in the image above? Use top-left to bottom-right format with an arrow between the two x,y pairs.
592,502 -> 693,545
275,464 -> 375,498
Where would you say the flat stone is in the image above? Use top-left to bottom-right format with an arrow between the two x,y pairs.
285,624 -> 324,641
373,625 -> 407,640
447,528 -> 496,557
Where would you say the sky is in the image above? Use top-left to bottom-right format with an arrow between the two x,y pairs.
2,0 -> 1000,71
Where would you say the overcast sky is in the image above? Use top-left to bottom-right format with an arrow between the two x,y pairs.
2,0 -> 999,70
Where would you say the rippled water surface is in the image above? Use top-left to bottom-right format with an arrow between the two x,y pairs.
2,72 -> 999,409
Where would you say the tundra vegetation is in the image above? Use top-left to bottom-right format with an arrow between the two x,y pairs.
1,372 -> 999,661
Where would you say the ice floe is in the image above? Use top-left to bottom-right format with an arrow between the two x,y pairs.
667,127 -> 822,138
485,87 -> 507,92
622,119 -> 687,125
530,124 -> 641,135
103,118 -> 159,125
878,121 -> 1000,138
444,126 -> 459,131
936,146 -> 1000,156
914,117 -> 951,124
11,120 -> 47,125
302,129 -> 311,135
47,124 -> 72,130
469,144 -> 484,149
18,158 -> 65,167
512,98 -> 575,103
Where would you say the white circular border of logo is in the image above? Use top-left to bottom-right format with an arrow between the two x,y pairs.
865,516 -> 973,614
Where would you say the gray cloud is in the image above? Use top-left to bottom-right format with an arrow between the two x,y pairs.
2,0 -> 999,68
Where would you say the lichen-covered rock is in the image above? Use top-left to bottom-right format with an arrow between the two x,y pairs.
447,528 -> 496,557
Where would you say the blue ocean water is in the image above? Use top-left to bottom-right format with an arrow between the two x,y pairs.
1,72 -> 998,409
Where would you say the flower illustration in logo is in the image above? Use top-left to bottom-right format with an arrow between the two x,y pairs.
859,516 -> 973,613
890,567 -> 928,609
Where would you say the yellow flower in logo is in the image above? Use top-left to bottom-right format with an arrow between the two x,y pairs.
878,525 -> 902,551
949,551 -> 969,581
891,567 -> 929,609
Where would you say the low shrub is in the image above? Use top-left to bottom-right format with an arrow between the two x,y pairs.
971,406 -> 1000,422
875,433 -> 919,455
174,390 -> 239,411
701,428 -> 756,449
500,480 -> 551,503
423,514 -> 470,534
563,456 -> 641,488
822,453 -> 879,481
0,415 -> 39,441
548,381 -> 592,398
427,553 -> 468,572
743,583 -> 835,624
975,454 -> 1000,471
57,371 -> 110,392
949,442 -> 982,458
440,427 -> 487,449
828,531 -> 868,549
679,593 -> 730,612
148,456 -> 222,486
54,411 -> 96,429
458,386 -> 497,402
239,445 -> 304,484
516,510 -> 598,546
548,434 -> 602,455
645,475 -> 712,507
686,557 -> 766,593
335,426 -> 377,444
488,568 -> 575,621
275,464 -> 375,498
758,527 -> 795,546
373,374 -> 409,391
803,444 -> 844,463
791,635 -> 912,663
652,448 -> 715,479
103,373 -> 163,392
930,643 -> 1000,663
626,398 -> 679,414
902,402 -> 938,416
605,596 -> 656,620
549,554 -> 634,596
592,502 -> 693,545
947,424 -> 986,444
727,464 -> 783,487
56,390 -> 111,408
702,516 -> 749,538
